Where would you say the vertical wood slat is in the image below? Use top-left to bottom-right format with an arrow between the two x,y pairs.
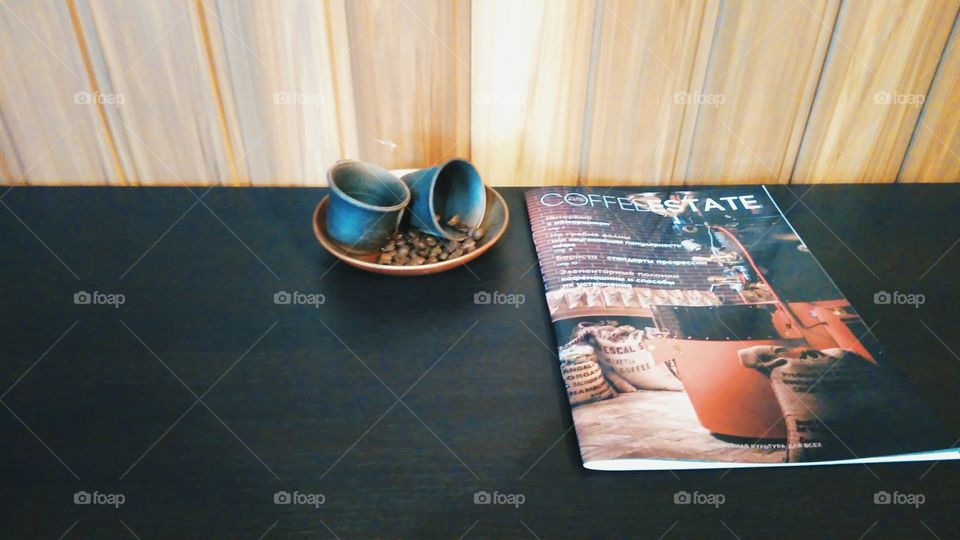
471,0 -> 595,186
900,9 -> 960,183
580,0 -> 719,186
0,0 -> 119,183
194,0 -> 240,185
345,0 -> 469,170
683,0 -> 839,185
793,0 -> 960,184
78,0 -> 241,185
205,0 -> 357,185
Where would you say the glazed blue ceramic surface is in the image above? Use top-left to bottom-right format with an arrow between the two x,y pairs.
326,161 -> 410,254
401,159 -> 486,240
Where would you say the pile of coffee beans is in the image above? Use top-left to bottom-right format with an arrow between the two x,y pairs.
376,218 -> 485,266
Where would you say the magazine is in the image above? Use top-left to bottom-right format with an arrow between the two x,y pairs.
525,186 -> 959,470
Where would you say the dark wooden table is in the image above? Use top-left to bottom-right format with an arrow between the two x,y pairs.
1,185 -> 958,539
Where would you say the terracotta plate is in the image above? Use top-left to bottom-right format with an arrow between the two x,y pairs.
313,185 -> 509,276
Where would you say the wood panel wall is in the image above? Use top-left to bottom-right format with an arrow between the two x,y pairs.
1,0 -> 959,186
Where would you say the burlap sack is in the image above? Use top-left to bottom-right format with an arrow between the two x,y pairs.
635,288 -> 653,308
600,364 -> 638,393
653,289 -> 670,305
545,290 -> 564,315
565,289 -> 587,310
667,289 -> 687,304
573,322 -> 683,391
585,287 -> 604,308
601,288 -> 623,308
559,343 -> 615,406
621,288 -> 640,308
738,345 -> 938,462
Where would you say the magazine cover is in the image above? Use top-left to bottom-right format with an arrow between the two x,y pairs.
526,186 -> 958,470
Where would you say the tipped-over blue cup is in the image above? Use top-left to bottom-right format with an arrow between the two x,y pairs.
401,159 -> 486,240
326,160 -> 410,254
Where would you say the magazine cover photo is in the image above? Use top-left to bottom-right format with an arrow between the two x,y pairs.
527,187 -> 952,469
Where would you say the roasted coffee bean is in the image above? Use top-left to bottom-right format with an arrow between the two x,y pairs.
377,223 -> 493,266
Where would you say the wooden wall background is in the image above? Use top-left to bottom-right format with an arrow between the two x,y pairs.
1,0 -> 959,187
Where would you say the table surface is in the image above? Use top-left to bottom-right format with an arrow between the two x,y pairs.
1,185 -> 959,539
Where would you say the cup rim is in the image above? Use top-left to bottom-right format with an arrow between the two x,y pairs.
422,158 -> 484,237
327,160 -> 411,212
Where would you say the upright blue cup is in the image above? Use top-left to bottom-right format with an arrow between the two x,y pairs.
401,159 -> 486,240
326,160 -> 410,254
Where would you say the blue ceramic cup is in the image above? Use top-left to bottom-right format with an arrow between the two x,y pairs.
401,159 -> 486,240
326,160 -> 410,254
